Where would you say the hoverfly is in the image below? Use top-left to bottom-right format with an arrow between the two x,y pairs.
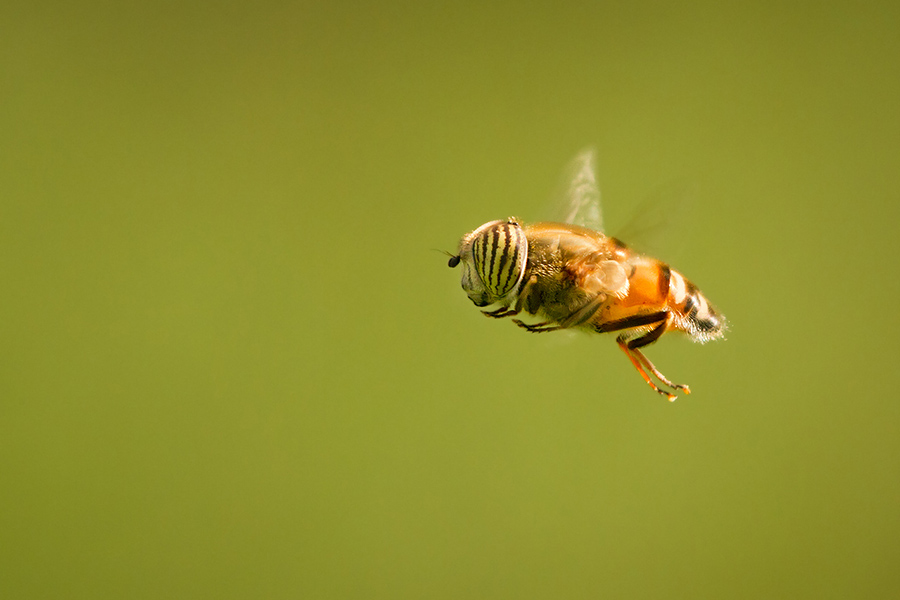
447,150 -> 726,401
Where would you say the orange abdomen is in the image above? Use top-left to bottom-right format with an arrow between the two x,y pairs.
589,256 -> 725,343
666,267 -> 726,342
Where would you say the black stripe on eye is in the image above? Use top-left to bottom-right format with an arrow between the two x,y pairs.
475,235 -> 485,273
501,228 -> 520,292
495,225 -> 510,287
488,225 -> 501,289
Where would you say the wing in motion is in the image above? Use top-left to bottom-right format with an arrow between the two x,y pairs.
557,147 -> 603,231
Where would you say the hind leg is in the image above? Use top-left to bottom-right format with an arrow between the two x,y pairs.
617,314 -> 691,401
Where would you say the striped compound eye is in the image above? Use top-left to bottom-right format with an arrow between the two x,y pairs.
470,219 -> 528,298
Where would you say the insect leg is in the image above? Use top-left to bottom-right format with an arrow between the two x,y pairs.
597,312 -> 682,401
511,319 -> 560,333
593,311 -> 668,333
617,340 -> 678,402
482,307 -> 518,318
511,292 -> 606,333
514,275 -> 538,313
625,318 -> 691,396
508,275 -> 560,331
558,293 -> 607,328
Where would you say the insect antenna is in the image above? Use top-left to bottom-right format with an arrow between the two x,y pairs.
433,248 -> 461,267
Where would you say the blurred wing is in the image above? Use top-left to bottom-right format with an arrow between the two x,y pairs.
555,148 -> 603,231
613,180 -> 695,263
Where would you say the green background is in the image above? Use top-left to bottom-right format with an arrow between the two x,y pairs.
3,1 -> 899,598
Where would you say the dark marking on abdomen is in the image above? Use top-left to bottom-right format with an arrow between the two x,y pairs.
658,264 -> 671,299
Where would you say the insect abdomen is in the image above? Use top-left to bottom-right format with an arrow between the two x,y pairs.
668,269 -> 726,342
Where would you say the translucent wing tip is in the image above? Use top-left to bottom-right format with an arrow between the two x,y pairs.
560,147 -> 602,231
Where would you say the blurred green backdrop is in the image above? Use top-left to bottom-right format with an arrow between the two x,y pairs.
3,1 -> 899,598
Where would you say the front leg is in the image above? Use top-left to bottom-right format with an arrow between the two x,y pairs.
482,307 -> 519,319
512,291 -> 607,333
511,319 -> 561,333
514,275 -> 539,313
509,275 -> 561,332
558,292 -> 606,328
